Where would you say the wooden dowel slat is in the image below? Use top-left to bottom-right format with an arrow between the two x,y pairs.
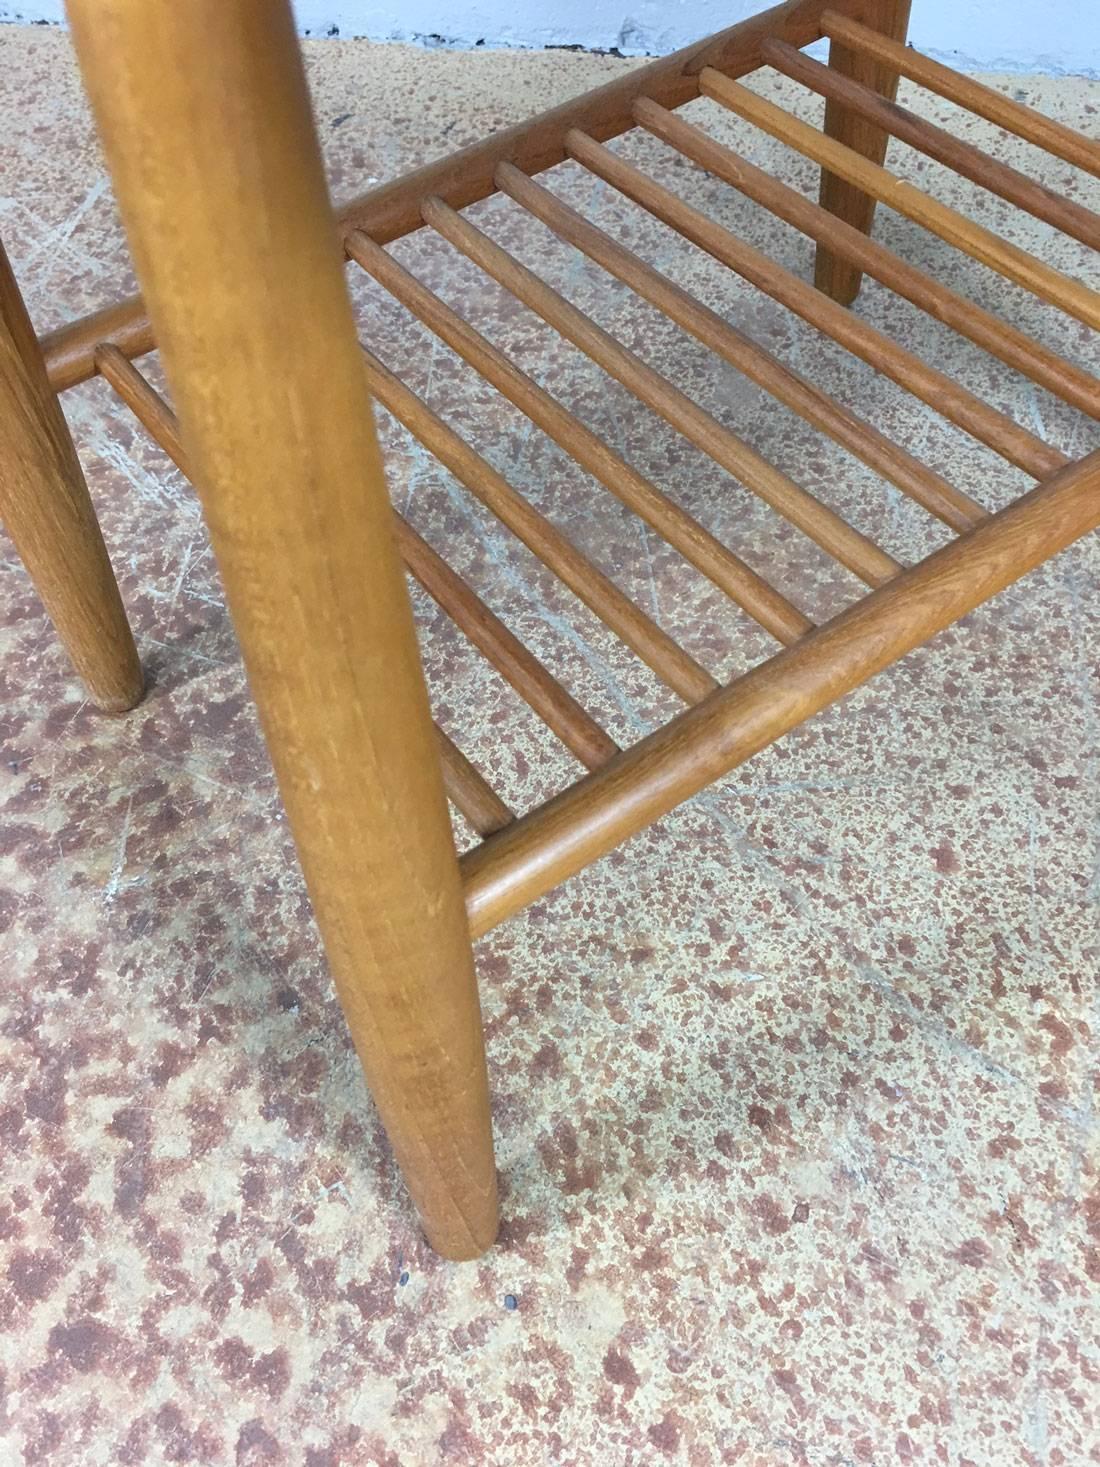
99,343 -> 516,836
763,39 -> 1100,252
462,446 -> 1100,937
361,343 -> 719,704
634,97 -> 1100,424
573,123 -> 1069,480
42,0 -> 867,394
97,341 -> 617,774
396,518 -> 620,771
51,1 -> 1096,394
495,159 -> 985,533
422,195 -> 901,588
822,10 -> 1100,182
331,0 -> 859,245
435,725 -> 515,837
48,300 -> 157,394
95,343 -> 187,468
700,68 -> 1100,333
346,229 -> 814,646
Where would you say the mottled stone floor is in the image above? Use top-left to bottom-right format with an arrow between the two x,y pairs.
2,22 -> 1099,1467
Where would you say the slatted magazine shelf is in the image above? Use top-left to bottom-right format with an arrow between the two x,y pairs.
5,0 -> 1099,1257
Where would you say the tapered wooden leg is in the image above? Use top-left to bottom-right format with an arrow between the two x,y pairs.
814,0 -> 912,305
0,239 -> 142,710
66,0 -> 498,1258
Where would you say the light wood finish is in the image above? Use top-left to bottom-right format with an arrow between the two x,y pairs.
423,196 -> 900,587
67,0 -> 498,1259
99,335 -> 706,715
51,0 -> 1100,1261
435,726 -> 515,836
462,448 -> 1100,937
97,341 -> 618,765
44,0 -> 897,393
397,517 -> 619,770
359,345 -> 719,704
813,0 -> 910,304
332,0 -> 870,244
571,125 -> 1068,481
495,161 -> 984,533
765,38 -> 1100,252
95,343 -> 517,834
634,98 -> 1100,423
0,240 -> 142,712
702,70 -> 1100,333
102,328 -> 616,768
45,298 -> 156,394
822,10 -> 1100,181
94,343 -> 185,464
347,230 -> 815,645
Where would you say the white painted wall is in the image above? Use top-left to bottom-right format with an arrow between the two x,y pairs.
2,0 -> 1098,76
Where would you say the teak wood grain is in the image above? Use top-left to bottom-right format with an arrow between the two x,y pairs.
494,161 -> 984,533
462,450 -> 1100,936
703,70 -> 1100,332
0,240 -> 141,712
93,342 -> 516,839
356,345 -> 720,704
41,0 -> 907,392
764,38 -> 1100,251
812,0 -> 911,304
94,337 -> 617,772
632,98 -> 1100,423
423,196 -> 901,588
67,0 -> 497,1260
821,10 -> 1100,180
22,0 -> 1097,1260
101,335 -> 519,839
576,121 -> 1068,480
346,230 -> 815,648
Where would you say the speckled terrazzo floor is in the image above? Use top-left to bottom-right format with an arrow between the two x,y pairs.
2,21 -> 1100,1466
